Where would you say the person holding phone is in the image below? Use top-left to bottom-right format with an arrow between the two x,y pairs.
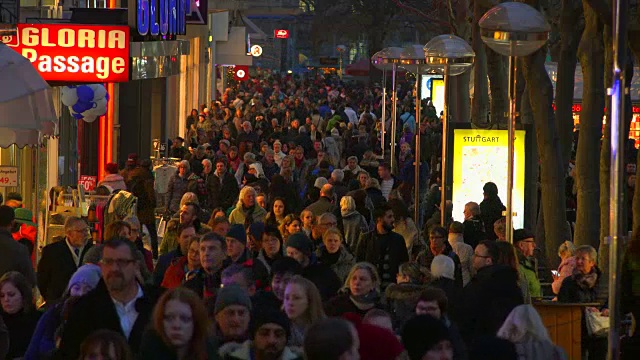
552,241 -> 576,296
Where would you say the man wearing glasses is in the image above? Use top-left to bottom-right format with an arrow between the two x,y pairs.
56,238 -> 159,359
513,228 -> 542,299
37,216 -> 93,304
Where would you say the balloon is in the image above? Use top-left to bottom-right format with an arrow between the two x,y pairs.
89,84 -> 107,100
76,85 -> 94,103
105,92 -> 110,102
93,98 -> 108,115
71,111 -> 84,120
61,87 -> 78,107
72,101 -> 93,114
82,114 -> 98,123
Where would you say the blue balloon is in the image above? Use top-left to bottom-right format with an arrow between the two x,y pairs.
72,101 -> 92,114
76,85 -> 94,103
72,112 -> 84,120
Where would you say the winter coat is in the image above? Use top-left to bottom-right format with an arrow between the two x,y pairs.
462,217 -> 485,249
139,328 -> 220,360
222,340 -> 302,360
229,201 -> 267,226
517,251 -> 541,299
324,293 -> 383,319
305,196 -> 335,218
457,264 -> 524,344
480,196 -> 506,241
355,230 -> 408,289
340,210 -> 368,251
316,246 -> 355,282
54,280 -> 161,360
448,234 -> 473,286
365,188 -> 387,209
557,268 -> 602,304
394,218 -> 419,258
24,303 -> 63,360
552,256 -> 576,295
512,339 -> 567,360
160,256 -> 190,289
2,309 -> 41,360
384,283 -> 428,330
126,167 -> 157,224
302,259 -> 342,301
208,171 -> 240,212
167,173 -> 194,213
98,173 -> 127,191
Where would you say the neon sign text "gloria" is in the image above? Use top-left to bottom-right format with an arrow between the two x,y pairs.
137,0 -> 187,37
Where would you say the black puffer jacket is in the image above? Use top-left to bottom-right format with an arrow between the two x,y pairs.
384,283 -> 428,330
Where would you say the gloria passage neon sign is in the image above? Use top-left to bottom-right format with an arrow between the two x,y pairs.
1,24 -> 130,82
137,0 -> 187,37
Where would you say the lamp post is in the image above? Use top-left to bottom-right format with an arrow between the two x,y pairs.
337,45 -> 347,80
398,45 -> 430,228
372,47 -> 404,172
479,2 -> 550,243
424,35 -> 475,227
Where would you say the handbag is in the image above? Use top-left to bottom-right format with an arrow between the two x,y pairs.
585,309 -> 610,337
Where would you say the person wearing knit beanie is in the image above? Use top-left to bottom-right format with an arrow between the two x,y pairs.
66,264 -> 101,296
226,224 -> 249,265
250,308 -> 291,340
402,315 -> 453,360
214,285 -> 252,344
285,233 -> 313,264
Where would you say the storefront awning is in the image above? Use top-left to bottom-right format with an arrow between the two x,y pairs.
0,43 -> 57,148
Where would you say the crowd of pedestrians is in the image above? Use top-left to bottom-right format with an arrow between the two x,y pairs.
0,71 -> 639,360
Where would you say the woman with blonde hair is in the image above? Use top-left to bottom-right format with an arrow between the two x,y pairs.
139,287 -> 217,359
325,262 -> 383,318
283,275 -> 326,347
552,241 -> 576,295
497,304 -> 566,359
316,228 -> 355,282
339,195 -> 368,251
228,186 -> 267,226
278,214 -> 302,244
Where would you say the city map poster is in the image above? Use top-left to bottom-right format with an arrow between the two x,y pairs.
451,129 -> 526,229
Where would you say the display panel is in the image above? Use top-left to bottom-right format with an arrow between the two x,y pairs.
451,129 -> 526,229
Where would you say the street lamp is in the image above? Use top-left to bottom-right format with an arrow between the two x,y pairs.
371,47 -> 404,172
337,45 -> 347,80
398,44 -> 430,229
424,35 -> 475,227
479,2 -> 550,243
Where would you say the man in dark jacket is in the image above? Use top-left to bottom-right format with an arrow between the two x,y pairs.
479,182 -> 506,241
462,202 -> 486,249
355,205 -> 409,290
38,216 -> 92,303
55,238 -> 160,360
0,205 -> 35,287
457,240 -> 523,345
305,184 -> 336,217
417,225 -> 464,288
285,232 -> 341,301
184,233 -> 226,299
209,158 -> 240,211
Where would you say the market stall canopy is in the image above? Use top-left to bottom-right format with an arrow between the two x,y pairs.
0,43 -> 57,148
345,58 -> 370,76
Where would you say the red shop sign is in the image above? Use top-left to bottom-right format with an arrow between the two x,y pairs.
79,175 -> 97,191
1,24 -> 130,82
274,29 -> 289,39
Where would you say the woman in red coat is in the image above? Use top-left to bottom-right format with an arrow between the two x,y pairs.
161,236 -> 201,289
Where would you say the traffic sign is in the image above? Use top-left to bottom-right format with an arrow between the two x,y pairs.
274,29 -> 289,39
250,45 -> 263,57
234,65 -> 249,81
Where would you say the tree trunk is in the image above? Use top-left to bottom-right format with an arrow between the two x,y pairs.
486,47 -> 509,125
471,0 -> 489,125
556,0 -> 584,165
575,2 -> 604,248
450,71 -> 472,122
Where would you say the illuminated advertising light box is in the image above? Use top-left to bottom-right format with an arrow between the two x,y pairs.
2,24 -> 130,83
452,129 -> 526,229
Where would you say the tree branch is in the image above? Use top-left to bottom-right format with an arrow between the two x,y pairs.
583,0 -> 612,26
392,0 -> 454,32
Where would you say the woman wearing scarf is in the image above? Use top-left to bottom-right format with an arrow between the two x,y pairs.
324,262 -> 384,319
228,186 -> 267,227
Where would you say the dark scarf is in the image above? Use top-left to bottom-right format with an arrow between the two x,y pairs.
320,247 -> 341,266
574,268 -> 599,290
350,290 -> 380,308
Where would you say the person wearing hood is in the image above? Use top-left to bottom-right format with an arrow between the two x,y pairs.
497,304 -> 567,360
458,240 -> 524,345
98,163 -> 126,191
479,182 -> 506,241
316,228 -> 355,283
338,196 -> 368,252
229,186 -> 268,226
25,264 -> 102,360
285,232 -> 341,301
385,262 -> 430,330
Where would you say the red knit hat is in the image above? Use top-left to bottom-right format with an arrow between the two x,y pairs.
343,313 -> 405,360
